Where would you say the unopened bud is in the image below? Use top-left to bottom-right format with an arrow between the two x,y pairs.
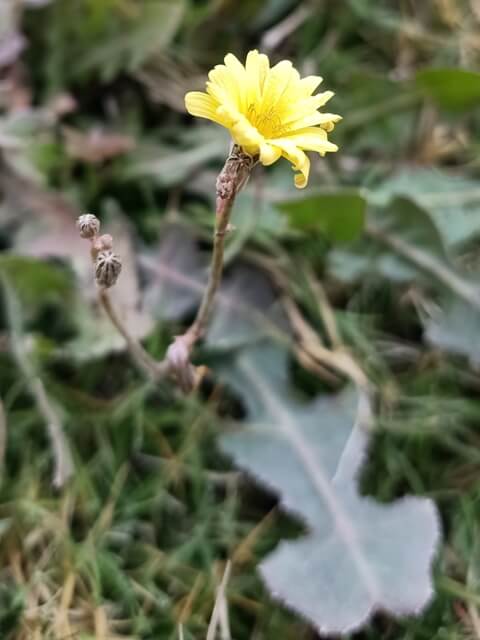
97,233 -> 113,250
76,213 -> 100,239
95,250 -> 122,288
91,234 -> 113,260
166,335 -> 196,392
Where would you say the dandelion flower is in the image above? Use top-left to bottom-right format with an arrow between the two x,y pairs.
185,50 -> 341,188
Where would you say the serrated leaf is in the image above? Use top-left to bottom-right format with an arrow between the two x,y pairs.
416,68 -> 480,111
218,344 -> 440,634
278,189 -> 366,243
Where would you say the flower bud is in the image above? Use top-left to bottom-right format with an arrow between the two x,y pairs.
97,233 -> 113,251
76,213 -> 100,239
95,250 -> 122,288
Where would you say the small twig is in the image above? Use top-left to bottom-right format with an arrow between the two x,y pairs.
282,296 -> 368,389
2,277 -> 74,488
218,593 -> 231,640
249,251 -> 369,389
261,3 -> 314,51
206,561 -> 232,640
303,262 -> 342,348
367,223 -> 480,311
77,214 -> 170,385
98,287 -> 168,381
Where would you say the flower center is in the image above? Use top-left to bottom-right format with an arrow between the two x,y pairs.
247,104 -> 287,138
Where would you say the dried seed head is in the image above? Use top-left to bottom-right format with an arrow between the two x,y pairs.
95,250 -> 122,288
76,213 -> 100,239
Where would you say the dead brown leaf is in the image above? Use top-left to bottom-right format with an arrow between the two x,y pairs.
63,126 -> 136,164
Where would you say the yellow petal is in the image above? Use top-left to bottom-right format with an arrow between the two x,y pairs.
259,142 -> 282,166
245,49 -> 270,108
185,92 -> 224,125
281,91 -> 335,123
294,155 -> 310,188
269,138 -> 310,188
208,64 -> 242,111
298,75 -> 323,97
280,127 -> 339,155
224,53 -> 248,112
231,115 -> 264,154
259,60 -> 294,112
284,112 -> 342,133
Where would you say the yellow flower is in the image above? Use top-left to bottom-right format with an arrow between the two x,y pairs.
185,50 -> 341,188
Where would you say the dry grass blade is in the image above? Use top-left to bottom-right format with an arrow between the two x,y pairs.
1,276 -> 74,488
366,223 -> 480,312
206,561 -> 232,640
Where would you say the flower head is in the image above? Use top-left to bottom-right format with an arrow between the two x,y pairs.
185,50 -> 341,188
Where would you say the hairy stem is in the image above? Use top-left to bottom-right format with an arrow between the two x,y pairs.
186,145 -> 256,345
188,198 -> 235,342
163,146 -> 256,391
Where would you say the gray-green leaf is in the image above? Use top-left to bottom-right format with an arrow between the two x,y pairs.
219,344 -> 440,634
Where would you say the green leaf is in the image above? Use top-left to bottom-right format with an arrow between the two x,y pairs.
329,196 -> 449,283
371,169 -> 480,248
0,255 -> 72,309
141,225 -> 207,323
217,343 -> 440,634
77,0 -> 186,81
423,296 -> 480,367
207,266 -> 288,350
123,127 -> 227,187
416,68 -> 480,111
277,189 -> 366,243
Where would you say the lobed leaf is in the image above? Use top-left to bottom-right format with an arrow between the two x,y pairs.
218,344 -> 440,634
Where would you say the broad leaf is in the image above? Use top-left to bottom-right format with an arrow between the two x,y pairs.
416,68 -> 480,111
423,296 -> 480,367
371,169 -> 480,248
141,228 -> 288,347
329,197 -> 448,283
123,127 -> 227,187
207,265 -> 288,349
218,344 -> 440,634
77,1 -> 186,81
278,189 -> 366,243
141,224 -> 207,322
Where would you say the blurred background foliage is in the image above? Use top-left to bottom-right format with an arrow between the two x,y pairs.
1,0 -> 480,638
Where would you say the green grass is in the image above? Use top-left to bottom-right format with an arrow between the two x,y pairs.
2,0 -> 480,638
